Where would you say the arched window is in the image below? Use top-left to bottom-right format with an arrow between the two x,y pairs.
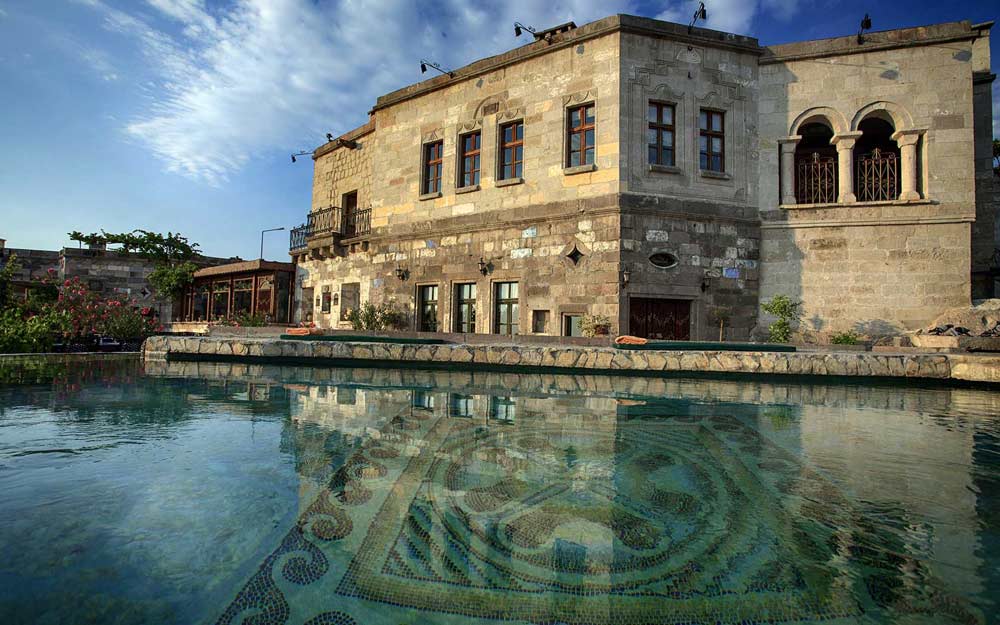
794,122 -> 837,204
854,116 -> 900,202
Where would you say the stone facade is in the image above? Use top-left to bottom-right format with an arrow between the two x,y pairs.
758,20 -> 996,335
290,15 -> 996,341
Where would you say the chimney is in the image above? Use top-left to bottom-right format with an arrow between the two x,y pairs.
0,238 -> 5,252
88,241 -> 106,251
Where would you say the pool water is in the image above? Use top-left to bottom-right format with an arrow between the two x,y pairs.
1,358 -> 998,625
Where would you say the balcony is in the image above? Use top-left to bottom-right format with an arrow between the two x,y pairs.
289,205 -> 372,254
343,206 -> 372,239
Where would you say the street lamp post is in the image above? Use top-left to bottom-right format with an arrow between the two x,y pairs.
260,227 -> 285,259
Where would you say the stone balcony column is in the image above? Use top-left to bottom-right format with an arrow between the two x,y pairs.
892,129 -> 923,201
831,132 -> 863,204
778,136 -> 801,205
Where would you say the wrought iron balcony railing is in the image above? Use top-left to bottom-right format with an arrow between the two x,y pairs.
343,206 -> 372,238
308,205 -> 343,236
289,224 -> 308,252
855,148 -> 899,202
795,152 -> 837,204
289,205 -> 372,253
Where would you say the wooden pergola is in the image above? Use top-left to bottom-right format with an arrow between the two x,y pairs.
179,260 -> 295,323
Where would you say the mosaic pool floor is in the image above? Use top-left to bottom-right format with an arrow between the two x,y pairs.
1,358 -> 997,624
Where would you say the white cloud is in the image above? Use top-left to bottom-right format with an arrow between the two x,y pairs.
76,0 -> 799,183
656,0 -> 797,35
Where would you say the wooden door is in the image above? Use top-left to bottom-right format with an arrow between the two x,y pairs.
629,297 -> 691,340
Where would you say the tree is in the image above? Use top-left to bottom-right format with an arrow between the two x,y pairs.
68,229 -> 201,299
761,295 -> 801,343
0,252 -> 19,312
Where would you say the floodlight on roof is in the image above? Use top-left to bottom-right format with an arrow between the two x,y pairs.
514,22 -> 535,37
419,59 -> 453,77
857,13 -> 872,44
688,2 -> 707,33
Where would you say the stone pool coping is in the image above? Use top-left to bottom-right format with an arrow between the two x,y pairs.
0,352 -> 139,363
142,335 -> 1000,385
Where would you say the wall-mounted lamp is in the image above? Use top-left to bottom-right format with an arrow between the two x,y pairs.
688,2 -> 707,33
420,59 -> 454,77
513,22 -> 536,37
857,13 -> 872,45
394,265 -> 408,281
478,257 -> 489,275
620,267 -> 631,287
701,277 -> 710,292
290,150 -> 311,163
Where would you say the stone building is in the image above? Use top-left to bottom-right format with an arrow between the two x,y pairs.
0,237 -> 237,321
290,15 -> 996,340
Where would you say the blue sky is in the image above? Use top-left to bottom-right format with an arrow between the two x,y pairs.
1,0 -> 997,261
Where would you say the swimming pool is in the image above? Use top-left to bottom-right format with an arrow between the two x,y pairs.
1,357 -> 997,624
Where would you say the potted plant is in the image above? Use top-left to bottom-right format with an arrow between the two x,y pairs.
581,313 -> 612,337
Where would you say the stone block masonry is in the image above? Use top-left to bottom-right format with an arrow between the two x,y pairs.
142,336 -> 1000,385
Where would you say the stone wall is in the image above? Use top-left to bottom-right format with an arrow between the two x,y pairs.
143,335 -> 1000,383
756,21 -> 990,334
760,221 -> 971,335
616,26 -> 762,341
366,30 -> 621,230
620,195 -> 760,340
296,199 -> 622,333
310,122 -> 375,213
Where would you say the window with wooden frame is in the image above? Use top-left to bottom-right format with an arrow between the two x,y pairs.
422,140 -> 443,194
418,284 -> 439,332
699,109 -> 725,172
566,103 -> 595,167
453,283 -> 477,333
648,102 -> 675,166
493,281 -> 519,336
458,131 -> 481,188
498,121 -> 523,180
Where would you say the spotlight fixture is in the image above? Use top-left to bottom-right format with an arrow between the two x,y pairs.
326,133 -> 334,142
478,257 -> 489,275
419,59 -> 453,78
688,2 -> 707,33
290,150 -> 311,163
857,13 -> 872,45
513,22 -> 536,37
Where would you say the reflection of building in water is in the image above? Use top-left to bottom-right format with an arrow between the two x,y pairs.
789,394 -> 985,604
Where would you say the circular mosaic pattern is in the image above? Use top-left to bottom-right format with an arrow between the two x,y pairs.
424,425 -> 740,585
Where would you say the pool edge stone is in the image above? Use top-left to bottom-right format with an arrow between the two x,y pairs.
140,336 -> 1000,385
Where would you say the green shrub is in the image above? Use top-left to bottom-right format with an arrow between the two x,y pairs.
761,295 -> 801,343
101,299 -> 159,341
346,301 -> 407,332
0,307 -> 68,353
217,311 -> 268,327
831,330 -> 860,345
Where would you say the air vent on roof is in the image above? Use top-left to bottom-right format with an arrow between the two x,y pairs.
534,21 -> 577,41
